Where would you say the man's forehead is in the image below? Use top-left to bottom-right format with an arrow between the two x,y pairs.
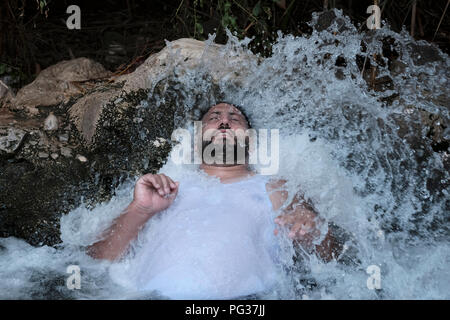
207,104 -> 243,115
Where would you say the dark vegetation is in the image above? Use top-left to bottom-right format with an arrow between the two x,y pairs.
1,0 -> 449,90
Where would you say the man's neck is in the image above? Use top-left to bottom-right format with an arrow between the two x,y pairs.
199,163 -> 254,183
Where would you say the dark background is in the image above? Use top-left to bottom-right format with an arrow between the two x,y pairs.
1,0 -> 449,89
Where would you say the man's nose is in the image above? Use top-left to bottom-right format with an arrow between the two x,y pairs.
219,117 -> 231,127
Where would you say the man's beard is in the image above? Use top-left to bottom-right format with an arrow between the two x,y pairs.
201,136 -> 250,166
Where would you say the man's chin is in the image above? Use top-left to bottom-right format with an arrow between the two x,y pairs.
202,138 -> 249,165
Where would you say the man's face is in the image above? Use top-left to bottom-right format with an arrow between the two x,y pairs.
201,103 -> 249,145
200,103 -> 251,165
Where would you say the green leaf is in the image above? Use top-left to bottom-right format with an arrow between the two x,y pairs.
252,1 -> 261,17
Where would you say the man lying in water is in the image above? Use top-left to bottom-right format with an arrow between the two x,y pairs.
87,102 -> 343,298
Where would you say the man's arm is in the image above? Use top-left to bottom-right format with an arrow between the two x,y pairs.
266,179 -> 342,262
86,202 -> 157,261
87,174 -> 179,261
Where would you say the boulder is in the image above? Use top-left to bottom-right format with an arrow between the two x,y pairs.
8,58 -> 111,114
117,38 -> 258,93
68,87 -> 122,145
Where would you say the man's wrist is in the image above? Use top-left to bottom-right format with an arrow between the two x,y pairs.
127,201 -> 158,221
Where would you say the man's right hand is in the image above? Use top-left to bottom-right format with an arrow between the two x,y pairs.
87,173 -> 179,261
131,173 -> 179,218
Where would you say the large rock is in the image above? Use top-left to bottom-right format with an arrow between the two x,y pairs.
68,87 -> 122,145
117,38 -> 258,93
8,58 -> 111,115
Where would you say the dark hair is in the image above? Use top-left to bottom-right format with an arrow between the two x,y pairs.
199,102 -> 252,128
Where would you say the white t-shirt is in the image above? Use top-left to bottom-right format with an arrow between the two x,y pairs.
110,173 -> 283,299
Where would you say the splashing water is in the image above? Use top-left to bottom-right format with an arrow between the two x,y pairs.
1,9 -> 448,299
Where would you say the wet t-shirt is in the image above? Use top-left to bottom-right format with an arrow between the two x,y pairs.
110,173 -> 282,299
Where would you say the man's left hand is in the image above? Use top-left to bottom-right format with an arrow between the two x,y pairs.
274,207 -> 324,246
